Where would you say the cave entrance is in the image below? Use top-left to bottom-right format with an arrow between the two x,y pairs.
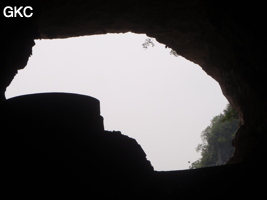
6,32 -> 229,171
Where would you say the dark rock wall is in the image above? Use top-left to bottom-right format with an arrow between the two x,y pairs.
0,20 -> 38,100
201,1 -> 267,163
1,0 -> 267,198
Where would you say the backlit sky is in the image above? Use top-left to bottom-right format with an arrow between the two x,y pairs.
6,33 -> 228,171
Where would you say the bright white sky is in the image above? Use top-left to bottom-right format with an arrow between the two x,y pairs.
6,32 -> 228,171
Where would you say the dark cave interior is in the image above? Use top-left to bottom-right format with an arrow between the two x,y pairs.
0,0 -> 267,199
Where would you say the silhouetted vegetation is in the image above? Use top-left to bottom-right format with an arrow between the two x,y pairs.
142,37 -> 179,57
190,104 -> 239,169
142,38 -> 155,48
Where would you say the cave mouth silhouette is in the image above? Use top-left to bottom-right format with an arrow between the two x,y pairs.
6,32 -> 229,171
2,1 -> 267,199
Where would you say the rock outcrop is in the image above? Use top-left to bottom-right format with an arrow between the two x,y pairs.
0,93 -> 153,199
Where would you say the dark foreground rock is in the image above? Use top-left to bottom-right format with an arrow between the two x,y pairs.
0,93 -> 153,199
0,93 -> 266,199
